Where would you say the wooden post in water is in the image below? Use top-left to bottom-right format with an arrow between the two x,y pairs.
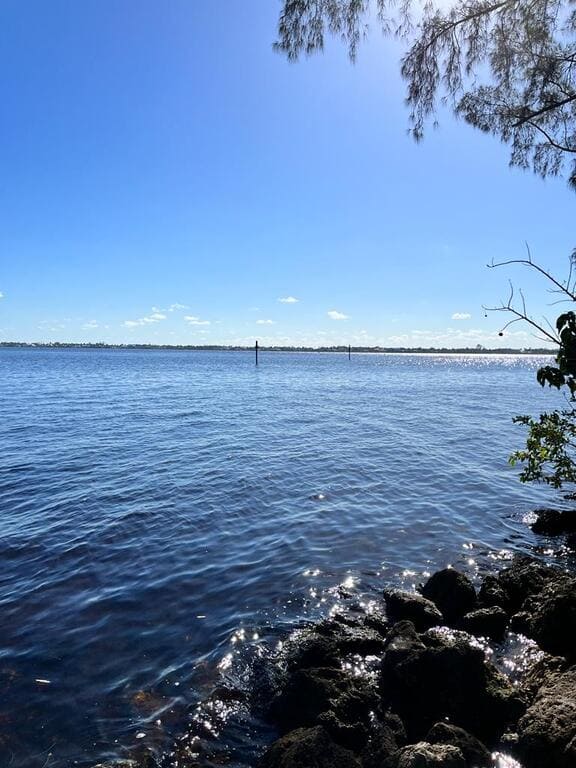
348,344 -> 351,361
255,340 -> 259,366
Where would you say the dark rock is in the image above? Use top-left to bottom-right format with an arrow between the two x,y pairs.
259,726 -> 360,768
420,570 -> 477,624
316,617 -> 388,656
531,508 -> 576,536
461,606 -> 508,641
363,613 -> 391,638
509,610 -> 533,635
383,589 -> 444,631
478,574 -> 511,613
524,577 -> 576,659
360,722 -> 402,768
517,667 -> 576,768
268,667 -> 378,736
317,710 -> 369,752
520,653 -> 567,702
565,533 -> 576,550
380,625 -> 525,742
384,742 -> 466,767
426,722 -> 491,767
496,555 -> 564,613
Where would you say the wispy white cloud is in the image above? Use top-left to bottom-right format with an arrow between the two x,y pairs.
185,315 -> 211,326
123,310 -> 167,328
327,310 -> 349,320
82,321 -> 99,330
257,319 -> 276,325
0,291 -> 4,299
278,296 -> 299,304
452,312 -> 472,320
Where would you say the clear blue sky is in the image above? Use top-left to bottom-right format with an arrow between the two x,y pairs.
0,0 -> 574,347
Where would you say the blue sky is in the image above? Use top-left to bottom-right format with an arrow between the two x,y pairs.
0,0 -> 574,348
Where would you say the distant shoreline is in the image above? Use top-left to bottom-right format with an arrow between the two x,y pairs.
0,342 -> 554,355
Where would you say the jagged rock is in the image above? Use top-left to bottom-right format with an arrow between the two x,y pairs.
268,666 -> 379,737
520,653 -> 567,702
523,577 -> 576,659
315,617 -> 388,656
531,509 -> 576,536
517,667 -> 576,768
380,622 -> 525,742
426,722 -> 492,767
420,570 -> 477,624
496,556 -> 565,613
383,589 -> 444,631
259,726 -> 360,768
384,742 -> 466,767
460,606 -> 508,641
478,574 -> 510,612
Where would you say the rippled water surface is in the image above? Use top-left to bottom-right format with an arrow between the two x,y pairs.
0,349 -> 567,766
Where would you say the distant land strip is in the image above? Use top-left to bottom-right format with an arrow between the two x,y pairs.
0,342 -> 554,354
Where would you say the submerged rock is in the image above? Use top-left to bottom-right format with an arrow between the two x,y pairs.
384,742 -> 466,767
383,589 -> 444,631
460,606 -> 508,641
420,569 -> 477,624
517,667 -> 576,768
531,508 -> 576,536
259,726 -> 360,768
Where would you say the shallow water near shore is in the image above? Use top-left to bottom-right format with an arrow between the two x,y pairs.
0,348 -> 571,766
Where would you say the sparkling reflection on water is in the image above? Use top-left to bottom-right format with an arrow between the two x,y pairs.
0,349 -> 569,766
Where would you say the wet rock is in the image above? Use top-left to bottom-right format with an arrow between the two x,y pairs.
316,617 -> 388,656
517,667 -> 576,768
478,575 -> 511,613
380,623 -> 525,742
509,611 -> 533,635
284,619 -> 387,674
317,710 -> 369,752
523,576 -> 576,659
565,533 -> 576,550
496,555 -> 564,613
531,508 -> 576,536
383,589 -> 444,631
426,722 -> 491,767
259,726 -> 360,768
519,653 -> 567,702
384,742 -> 466,767
420,570 -> 477,624
460,606 -> 508,641
360,722 -> 403,768
268,666 -> 379,737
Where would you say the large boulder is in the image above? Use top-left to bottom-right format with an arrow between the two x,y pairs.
517,668 -> 576,768
495,556 -> 565,614
426,722 -> 491,767
531,508 -> 576,536
380,622 -> 525,742
477,574 -> 511,612
268,666 -> 379,749
523,577 -> 576,660
259,726 -> 360,768
460,606 -> 508,641
420,570 -> 477,624
384,742 -> 466,768
383,589 -> 443,631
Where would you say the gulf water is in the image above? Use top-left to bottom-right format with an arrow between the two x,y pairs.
0,349 -> 567,766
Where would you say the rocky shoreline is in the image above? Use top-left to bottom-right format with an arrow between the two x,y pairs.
254,552 -> 576,768
95,509 -> 576,768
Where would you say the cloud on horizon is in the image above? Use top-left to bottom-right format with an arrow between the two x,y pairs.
185,315 -> 211,326
123,311 -> 167,328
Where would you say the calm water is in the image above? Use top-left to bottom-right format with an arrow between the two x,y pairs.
0,349 -> 567,766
